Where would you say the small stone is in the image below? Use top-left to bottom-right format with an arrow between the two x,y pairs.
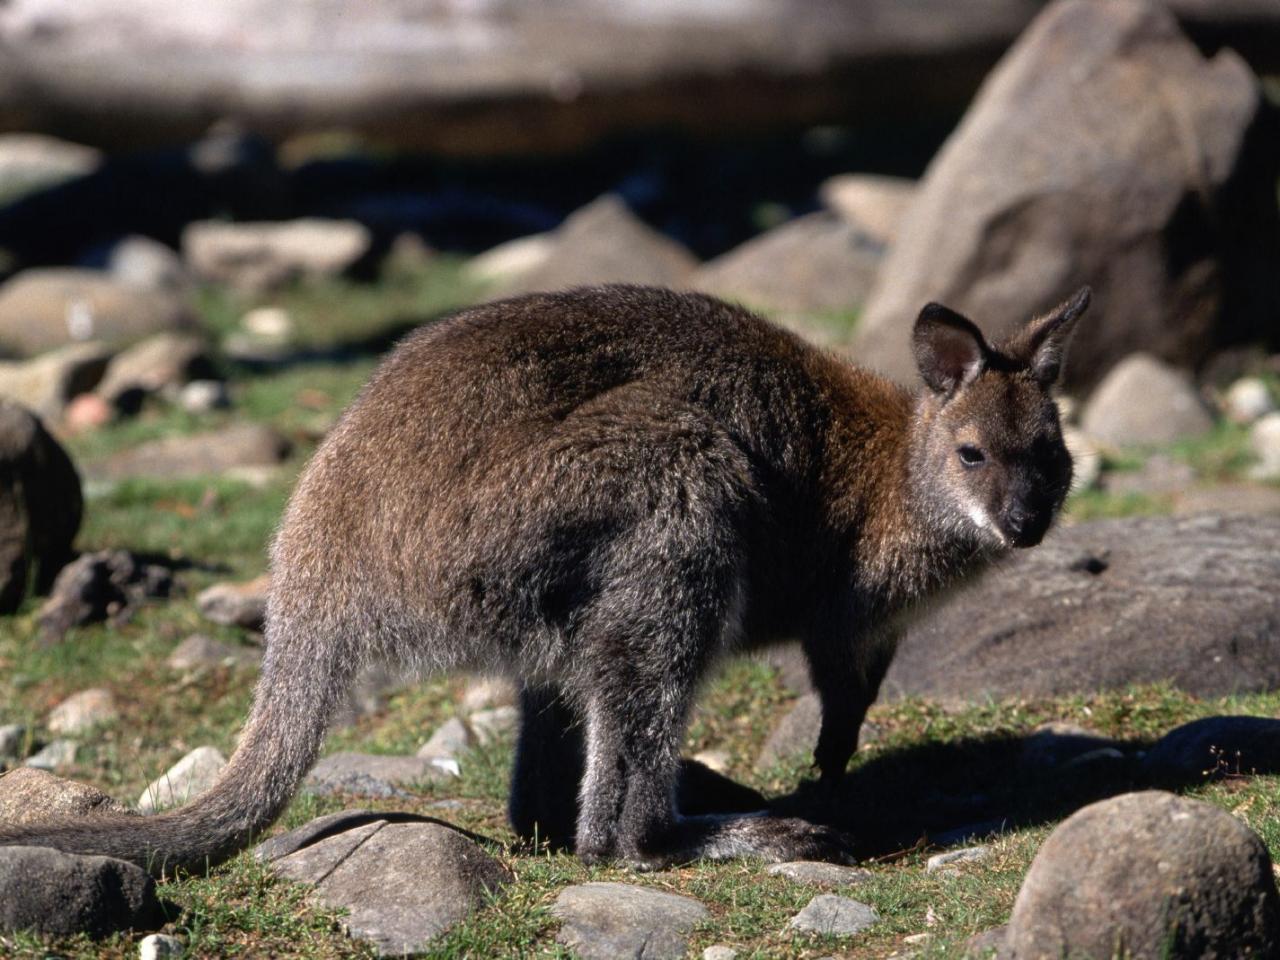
0,726 -> 24,765
305,753 -> 452,798
48,688 -> 117,735
90,424 -> 290,482
768,860 -> 873,888
38,550 -> 175,642
241,306 -> 293,341
1020,722 -> 1119,770
553,881 -> 709,960
1080,354 -> 1214,449
1249,412 -> 1280,481
703,946 -> 738,960
465,234 -> 554,286
926,846 -> 989,874
23,739 -> 77,772
1223,377 -> 1276,425
166,634 -> 260,671
107,236 -> 188,293
0,846 -> 162,937
64,392 -> 113,431
468,706 -> 518,745
459,675 -> 516,713
1143,715 -> 1280,781
179,379 -> 230,413
0,767 -> 132,824
137,746 -> 227,813
138,933 -> 184,959
756,693 -> 821,771
94,332 -> 211,409
691,749 -> 731,775
787,894 -> 879,936
417,717 -> 477,760
0,342 -> 113,421
183,219 -> 372,293
270,820 -> 512,954
197,574 -> 270,631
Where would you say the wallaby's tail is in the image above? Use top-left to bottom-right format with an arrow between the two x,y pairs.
0,608 -> 355,877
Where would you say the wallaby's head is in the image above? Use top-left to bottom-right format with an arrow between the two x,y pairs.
908,287 -> 1091,549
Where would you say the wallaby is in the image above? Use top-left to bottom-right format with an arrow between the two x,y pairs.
0,283 -> 1089,874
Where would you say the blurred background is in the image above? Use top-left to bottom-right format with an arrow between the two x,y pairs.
2,1 -> 1280,956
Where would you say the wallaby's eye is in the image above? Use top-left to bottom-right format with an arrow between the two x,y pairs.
957,445 -> 986,467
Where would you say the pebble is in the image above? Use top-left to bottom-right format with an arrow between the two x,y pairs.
179,379 -> 230,413
47,688 -> 117,735
703,947 -> 738,960
926,846 -> 990,874
417,716 -> 477,760
1249,412 -> 1280,480
1222,377 -> 1275,424
25,739 -> 77,771
138,933 -> 184,959
787,894 -> 879,935
468,706 -> 518,745
137,746 -> 227,813
768,860 -> 873,888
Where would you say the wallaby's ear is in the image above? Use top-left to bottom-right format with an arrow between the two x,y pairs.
1008,286 -> 1091,385
913,302 -> 989,396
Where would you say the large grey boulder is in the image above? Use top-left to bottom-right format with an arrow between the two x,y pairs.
692,212 -> 882,323
1004,792 -> 1280,958
883,514 -> 1280,701
268,818 -> 511,955
0,399 -> 81,612
553,881 -> 709,960
852,0 -> 1280,393
502,195 -> 698,296
0,269 -> 194,358
0,846 -> 162,937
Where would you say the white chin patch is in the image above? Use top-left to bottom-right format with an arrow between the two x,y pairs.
966,502 -> 1006,545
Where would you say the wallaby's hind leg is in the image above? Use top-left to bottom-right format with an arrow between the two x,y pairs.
509,684 -> 583,850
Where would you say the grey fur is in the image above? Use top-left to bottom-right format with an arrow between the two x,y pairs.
0,284 -> 1088,874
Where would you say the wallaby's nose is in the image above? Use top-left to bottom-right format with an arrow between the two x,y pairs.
1003,503 -> 1046,548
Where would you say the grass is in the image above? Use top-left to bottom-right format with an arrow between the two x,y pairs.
2,273 -> 1278,958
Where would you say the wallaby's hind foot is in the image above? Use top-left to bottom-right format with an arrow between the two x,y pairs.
618,814 -> 858,871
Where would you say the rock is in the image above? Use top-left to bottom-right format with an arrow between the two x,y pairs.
0,269 -> 195,357
182,219 -> 372,293
767,860 -> 873,888
38,549 -> 174,643
107,236 -> 189,293
786,894 -> 879,936
691,749 -> 731,775
0,342 -> 113,420
255,808 -> 383,862
703,947 -> 738,960
417,717 -> 477,760
853,0 -> 1280,394
818,174 -> 917,245
24,739 -> 77,771
240,306 -> 293,341
468,706 -> 518,745
1144,716 -> 1280,781
0,846 -> 162,937
1019,722 -> 1121,770
1102,453 -> 1196,498
459,675 -> 516,713
756,693 -> 821,771
1081,354 -> 1215,448
1176,484 -> 1280,516
197,574 -> 270,631
1248,412 -> 1280,480
0,399 -> 82,612
137,746 -> 227,813
926,846 -> 989,874
883,514 -> 1280,701
94,332 -> 212,409
166,634 -> 260,671
504,195 -> 698,296
760,643 -> 813,695
270,820 -> 511,955
465,234 -> 555,287
1222,377 -> 1275,425
138,933 -> 185,959
1062,427 -> 1101,493
64,392 -> 113,431
0,767 -> 132,825
553,881 -> 709,960
178,379 -> 230,414
0,133 -> 100,199
47,687 -> 117,734
1005,791 -> 1280,958
90,424 -> 290,482
305,752 -> 455,798
692,212 -> 882,322
0,724 -> 25,760
331,661 -> 407,728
